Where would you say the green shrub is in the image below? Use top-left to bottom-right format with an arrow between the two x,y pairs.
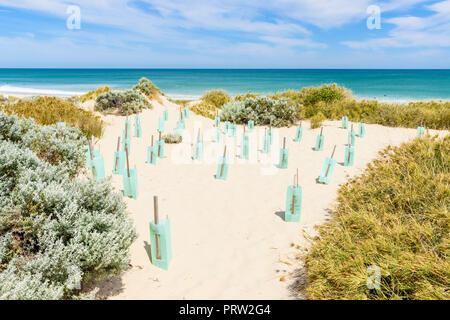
234,92 -> 260,101
200,90 -> 232,109
191,102 -> 218,119
95,90 -> 152,115
304,135 -> 450,300
1,96 -> 104,138
162,133 -> 182,144
220,97 -> 298,127
310,111 -> 326,129
133,77 -> 161,100
300,83 -> 352,106
0,113 -> 136,299
72,86 -> 111,103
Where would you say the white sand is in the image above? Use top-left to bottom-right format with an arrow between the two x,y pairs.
91,96 -> 446,300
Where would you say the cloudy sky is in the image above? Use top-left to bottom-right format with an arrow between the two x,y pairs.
0,0 -> 449,68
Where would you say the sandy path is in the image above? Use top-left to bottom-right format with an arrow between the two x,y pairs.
92,97 -> 445,300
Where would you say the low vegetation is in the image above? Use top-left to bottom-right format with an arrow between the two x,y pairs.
162,133 -> 182,144
0,112 -> 136,299
309,111 -> 326,129
95,89 -> 152,115
200,90 -> 232,109
72,86 -> 111,103
190,102 -> 217,120
220,96 -> 298,127
304,135 -> 450,300
133,77 -> 162,100
0,96 -> 104,138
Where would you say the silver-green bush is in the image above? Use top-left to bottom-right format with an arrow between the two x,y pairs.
0,113 -> 137,299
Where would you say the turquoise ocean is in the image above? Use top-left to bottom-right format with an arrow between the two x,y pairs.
0,69 -> 449,102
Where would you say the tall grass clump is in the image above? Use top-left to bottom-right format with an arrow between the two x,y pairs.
95,89 -> 152,115
304,135 -> 450,300
0,96 -> 104,138
72,86 -> 111,103
220,96 -> 298,127
0,112 -> 137,299
133,77 -> 162,100
200,90 -> 232,109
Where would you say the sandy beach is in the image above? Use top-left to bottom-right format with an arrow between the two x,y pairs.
81,95 -> 445,300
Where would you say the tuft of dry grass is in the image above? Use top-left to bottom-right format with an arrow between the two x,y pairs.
72,86 -> 111,103
304,135 -> 450,300
1,96 -> 104,138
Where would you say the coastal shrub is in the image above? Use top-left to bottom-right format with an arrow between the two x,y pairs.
95,90 -> 152,115
220,97 -> 298,127
200,90 -> 232,109
72,86 -> 111,103
0,113 -> 136,299
0,96 -> 104,138
304,135 -> 450,300
300,83 -> 352,107
162,133 -> 182,144
309,112 -> 326,129
234,92 -> 260,101
0,112 -> 87,177
133,77 -> 161,100
169,99 -> 193,106
191,102 -> 218,119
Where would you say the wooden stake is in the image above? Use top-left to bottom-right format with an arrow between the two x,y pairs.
88,138 -> 96,178
281,137 -> 286,166
114,136 -> 121,171
296,168 -> 299,187
318,127 -> 323,149
220,146 -> 227,177
158,131 -> 162,157
325,145 -> 337,178
153,196 -> 161,260
125,146 -> 130,178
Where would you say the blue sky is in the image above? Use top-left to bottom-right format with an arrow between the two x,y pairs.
0,0 -> 449,68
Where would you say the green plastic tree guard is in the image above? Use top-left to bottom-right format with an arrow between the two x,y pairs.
193,141 -> 204,161
348,130 -> 356,146
248,120 -> 255,131
122,129 -> 131,154
314,134 -> 324,151
216,157 -> 229,180
91,157 -> 106,181
215,128 -> 222,143
284,185 -> 302,222
56,122 -> 66,128
124,119 -> 131,137
214,116 -> 220,127
342,116 -> 349,129
183,106 -> 190,119
149,217 -> 172,270
294,127 -> 303,142
416,126 -> 425,137
163,110 -> 169,121
158,117 -> 165,133
84,146 -> 100,168
177,119 -> 185,130
344,146 -> 354,166
156,140 -> 165,158
134,115 -> 142,137
279,149 -> 289,169
123,168 -> 138,199
229,123 -> 237,137
147,146 -> 157,165
112,151 -> 125,175
318,157 -> 336,184
262,134 -> 271,154
224,121 -> 231,135
268,128 -> 273,145
358,122 -> 366,138
240,134 -> 249,159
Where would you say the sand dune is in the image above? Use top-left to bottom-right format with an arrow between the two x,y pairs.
90,96 -> 444,299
